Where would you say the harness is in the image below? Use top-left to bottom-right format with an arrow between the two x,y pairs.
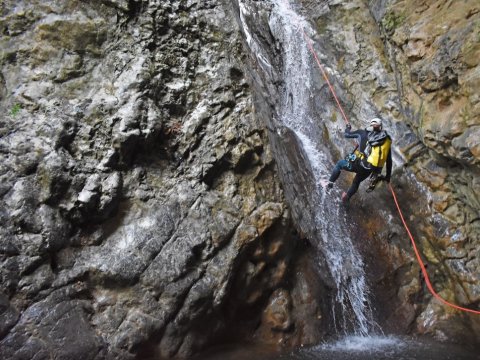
344,144 -> 364,171
344,130 -> 391,180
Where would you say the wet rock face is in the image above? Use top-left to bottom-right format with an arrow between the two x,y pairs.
297,0 -> 480,343
233,0 -> 479,346
370,0 -> 480,341
0,0 -> 324,359
1,0 -> 478,357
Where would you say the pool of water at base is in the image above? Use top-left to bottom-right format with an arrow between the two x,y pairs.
194,335 -> 479,360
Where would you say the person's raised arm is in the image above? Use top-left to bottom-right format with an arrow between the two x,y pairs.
344,124 -> 363,142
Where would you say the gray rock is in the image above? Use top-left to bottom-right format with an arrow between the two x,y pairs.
0,292 -> 19,338
1,289 -> 104,360
2,0 -> 478,358
37,150 -> 73,204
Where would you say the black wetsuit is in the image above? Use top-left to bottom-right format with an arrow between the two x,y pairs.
329,127 -> 392,200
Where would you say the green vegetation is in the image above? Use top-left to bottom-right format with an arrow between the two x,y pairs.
10,103 -> 21,116
459,104 -> 471,126
331,111 -> 338,123
315,18 -> 328,35
381,11 -> 405,35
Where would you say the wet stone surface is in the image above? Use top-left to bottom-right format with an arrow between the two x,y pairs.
0,0 -> 325,359
1,0 -> 479,358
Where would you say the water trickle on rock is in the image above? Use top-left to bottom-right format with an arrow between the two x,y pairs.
263,0 -> 376,336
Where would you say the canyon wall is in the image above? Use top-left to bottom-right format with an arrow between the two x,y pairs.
0,0 -> 479,359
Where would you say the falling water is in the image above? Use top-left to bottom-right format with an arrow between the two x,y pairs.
239,0 -> 377,335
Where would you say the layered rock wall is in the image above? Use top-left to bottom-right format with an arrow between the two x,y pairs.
292,0 -> 480,341
370,0 -> 480,340
0,1 -> 325,358
232,0 -> 479,344
0,0 -> 479,358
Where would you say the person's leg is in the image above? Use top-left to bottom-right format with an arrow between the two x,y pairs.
329,159 -> 350,183
345,170 -> 371,200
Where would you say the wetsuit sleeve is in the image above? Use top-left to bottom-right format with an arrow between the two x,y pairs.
385,148 -> 392,180
344,129 -> 363,147
344,128 -> 362,139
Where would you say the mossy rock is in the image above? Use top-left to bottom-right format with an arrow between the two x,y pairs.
381,11 -> 405,35
460,21 -> 480,68
315,17 -> 328,35
35,19 -> 107,56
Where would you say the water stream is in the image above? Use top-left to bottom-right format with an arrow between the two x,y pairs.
195,336 -> 479,360
267,0 -> 376,336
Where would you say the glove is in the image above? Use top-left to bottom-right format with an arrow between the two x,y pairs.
345,123 -> 352,131
383,176 -> 390,183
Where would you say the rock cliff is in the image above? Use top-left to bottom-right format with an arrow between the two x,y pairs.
0,1 -> 324,359
232,0 -> 480,347
373,0 -> 480,342
0,0 -> 479,359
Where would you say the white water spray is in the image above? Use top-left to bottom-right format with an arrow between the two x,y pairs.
238,0 -> 378,335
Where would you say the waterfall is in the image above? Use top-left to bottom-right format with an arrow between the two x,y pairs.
271,0 -> 377,336
238,0 -> 377,336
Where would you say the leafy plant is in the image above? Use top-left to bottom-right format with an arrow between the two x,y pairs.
382,11 -> 405,35
11,103 -> 21,117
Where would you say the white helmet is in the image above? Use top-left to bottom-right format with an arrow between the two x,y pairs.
367,118 -> 383,131
369,118 -> 382,127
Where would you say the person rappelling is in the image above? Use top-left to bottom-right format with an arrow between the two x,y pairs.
326,118 -> 392,203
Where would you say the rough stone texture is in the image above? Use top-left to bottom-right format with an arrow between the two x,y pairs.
368,0 -> 480,342
1,0 -> 479,358
233,0 -> 479,346
0,0 -> 325,359
255,250 -> 325,347
326,0 -> 480,343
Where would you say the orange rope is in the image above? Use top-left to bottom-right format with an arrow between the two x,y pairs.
389,184 -> 480,314
280,0 -> 480,315
299,29 -> 350,125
